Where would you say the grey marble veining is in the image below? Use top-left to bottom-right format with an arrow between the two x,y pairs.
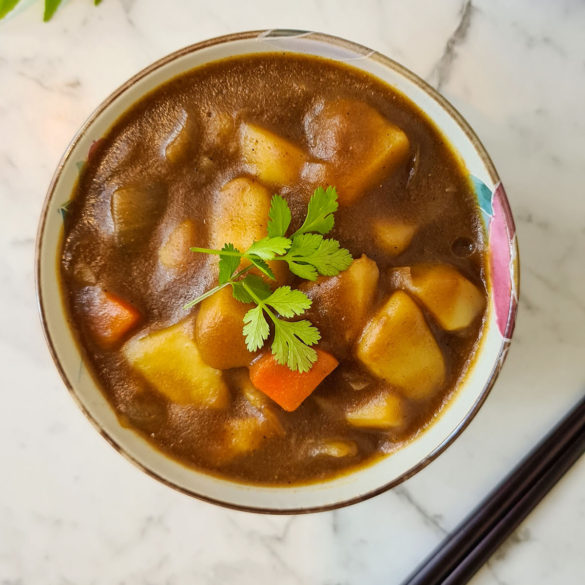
1,1 -> 584,584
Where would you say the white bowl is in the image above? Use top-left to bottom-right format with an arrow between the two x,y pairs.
36,30 -> 519,513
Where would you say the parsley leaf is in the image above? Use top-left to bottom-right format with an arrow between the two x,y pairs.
264,286 -> 312,318
294,186 -> 338,236
218,243 -> 241,284
243,306 -> 270,351
246,236 -> 291,260
267,194 -> 292,237
272,319 -> 320,372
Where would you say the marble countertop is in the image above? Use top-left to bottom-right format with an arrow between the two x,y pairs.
1,1 -> 584,583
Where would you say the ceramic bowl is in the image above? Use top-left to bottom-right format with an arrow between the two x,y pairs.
36,30 -> 519,513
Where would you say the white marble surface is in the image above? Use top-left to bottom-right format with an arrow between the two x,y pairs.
1,0 -> 584,583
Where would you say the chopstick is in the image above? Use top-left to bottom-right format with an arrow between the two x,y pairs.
402,394 -> 585,585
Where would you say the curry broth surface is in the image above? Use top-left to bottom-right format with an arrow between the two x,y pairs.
60,54 -> 486,485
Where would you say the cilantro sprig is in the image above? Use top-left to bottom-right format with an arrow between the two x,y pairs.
184,186 -> 352,373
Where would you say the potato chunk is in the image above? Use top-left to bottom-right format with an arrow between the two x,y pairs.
392,264 -> 486,331
222,413 -> 282,461
194,287 -> 257,369
158,219 -> 197,269
346,391 -> 404,429
163,109 -> 198,164
240,122 -> 307,186
304,99 -> 410,205
111,183 -> 166,248
355,291 -> 445,399
123,319 -> 229,408
307,439 -> 358,458
208,177 -> 287,282
209,177 -> 270,251
300,255 -> 379,355
373,218 -> 416,256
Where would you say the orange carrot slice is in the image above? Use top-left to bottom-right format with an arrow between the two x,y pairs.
249,349 -> 339,412
85,289 -> 141,348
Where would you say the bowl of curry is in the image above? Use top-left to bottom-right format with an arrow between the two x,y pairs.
36,30 -> 519,513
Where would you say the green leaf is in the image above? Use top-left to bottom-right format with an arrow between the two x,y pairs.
44,0 -> 63,21
242,274 -> 272,300
0,0 -> 20,19
267,194 -> 292,237
287,262 -> 318,281
246,236 -> 291,260
248,256 -> 275,280
264,286 -> 312,318
294,186 -> 338,236
299,237 -> 353,276
94,0 -> 103,5
283,233 -> 352,280
272,319 -> 320,373
233,274 -> 271,304
231,281 -> 253,304
243,305 -> 270,351
218,243 -> 241,284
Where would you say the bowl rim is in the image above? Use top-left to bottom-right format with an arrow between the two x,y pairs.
35,29 -> 520,514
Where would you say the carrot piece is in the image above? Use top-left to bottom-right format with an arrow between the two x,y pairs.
249,349 -> 339,412
85,289 -> 141,347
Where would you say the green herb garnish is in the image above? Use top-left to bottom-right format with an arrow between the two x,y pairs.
184,186 -> 352,373
0,0 -> 102,22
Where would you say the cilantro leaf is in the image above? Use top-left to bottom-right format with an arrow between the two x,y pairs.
264,286 -> 312,318
218,243 -> 241,284
243,305 -> 270,351
267,194 -> 292,237
299,237 -> 353,276
248,256 -> 275,280
246,236 -> 291,260
242,274 -> 271,299
283,233 -> 353,280
185,185 -> 354,372
272,319 -> 320,373
231,281 -> 252,303
294,186 -> 338,236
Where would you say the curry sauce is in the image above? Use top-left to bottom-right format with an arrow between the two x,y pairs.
60,54 -> 487,485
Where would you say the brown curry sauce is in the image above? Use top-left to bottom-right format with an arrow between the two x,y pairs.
60,54 -> 486,485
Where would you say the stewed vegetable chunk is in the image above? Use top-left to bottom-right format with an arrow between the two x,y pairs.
82,287 -> 141,348
240,122 -> 307,186
373,219 -> 417,256
163,109 -> 198,164
158,219 -> 197,269
391,264 -> 486,331
249,350 -> 339,412
300,255 -> 379,353
346,391 -> 404,429
304,99 -> 410,204
123,319 -> 229,408
356,291 -> 445,399
307,439 -> 358,458
111,183 -> 166,248
208,177 -> 287,282
195,287 -> 257,369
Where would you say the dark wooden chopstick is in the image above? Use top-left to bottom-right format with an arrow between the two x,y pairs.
402,394 -> 585,585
